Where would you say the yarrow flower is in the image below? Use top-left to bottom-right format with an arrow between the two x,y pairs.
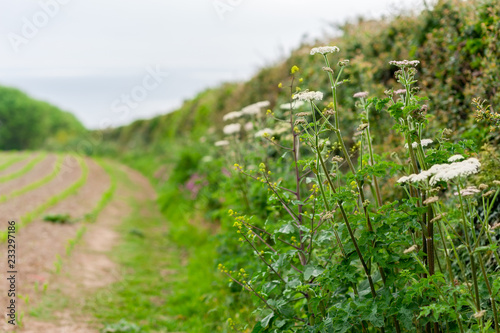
255,128 -> 274,138
404,139 -> 433,149
223,111 -> 243,121
448,154 -> 464,162
280,100 -> 305,110
353,91 -> 369,98
223,123 -> 241,135
389,60 -> 420,67
293,91 -> 323,102
394,89 -> 406,95
214,140 -> 229,147
310,46 -> 340,55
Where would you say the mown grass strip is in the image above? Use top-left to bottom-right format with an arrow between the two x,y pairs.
0,152 -> 29,172
0,156 -> 88,241
0,155 -> 64,203
0,153 -> 47,183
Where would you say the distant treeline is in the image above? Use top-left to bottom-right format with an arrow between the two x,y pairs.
95,0 -> 498,157
0,85 -> 85,150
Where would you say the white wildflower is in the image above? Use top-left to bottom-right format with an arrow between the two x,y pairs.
353,91 -> 369,98
255,101 -> 270,108
394,89 -> 406,95
310,46 -> 340,55
241,105 -> 260,116
389,60 -> 420,67
223,111 -> 243,121
429,158 -> 481,185
241,101 -> 270,116
448,154 -> 464,162
214,140 -> 229,147
280,100 -> 305,110
293,91 -> 323,102
223,123 -> 241,135
404,139 -> 433,149
454,186 -> 480,197
244,122 -> 253,131
397,176 -> 411,184
255,128 -> 274,138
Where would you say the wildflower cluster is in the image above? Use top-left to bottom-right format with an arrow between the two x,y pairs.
212,47 -> 500,333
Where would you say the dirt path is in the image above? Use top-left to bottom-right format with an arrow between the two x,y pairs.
0,154 -> 38,178
0,155 -> 57,196
0,154 -> 82,226
0,160 -> 158,332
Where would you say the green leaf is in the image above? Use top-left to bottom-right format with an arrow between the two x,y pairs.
260,311 -> 274,328
278,223 -> 295,234
304,265 -> 324,280
251,321 -> 264,333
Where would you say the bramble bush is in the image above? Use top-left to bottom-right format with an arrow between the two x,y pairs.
214,47 -> 500,332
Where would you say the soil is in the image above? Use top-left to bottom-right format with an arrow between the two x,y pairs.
0,157 -> 159,333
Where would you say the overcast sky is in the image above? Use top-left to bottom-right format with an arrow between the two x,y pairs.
0,0 -> 424,129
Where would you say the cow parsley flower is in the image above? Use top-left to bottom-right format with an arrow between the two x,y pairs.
223,111 -> 243,121
353,91 -> 369,98
223,123 -> 241,135
255,128 -> 273,138
240,101 -> 270,116
280,100 -> 305,110
215,140 -> 229,147
310,46 -> 340,55
389,60 -> 420,67
397,158 -> 481,185
293,91 -> 323,102
404,139 -> 433,149
429,158 -> 481,185
448,154 -> 464,162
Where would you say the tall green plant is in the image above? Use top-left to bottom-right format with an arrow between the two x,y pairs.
218,47 -> 500,332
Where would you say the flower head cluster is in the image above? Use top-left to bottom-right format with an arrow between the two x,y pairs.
397,158 -> 481,185
353,91 -> 369,99
448,154 -> 464,162
394,89 -> 407,95
404,139 -> 433,149
293,91 -> 323,102
223,111 -> 243,121
241,101 -> 270,116
310,46 -> 340,55
454,186 -> 480,197
223,123 -> 241,135
280,100 -> 305,110
389,60 -> 420,67
255,128 -> 274,138
214,140 -> 229,147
